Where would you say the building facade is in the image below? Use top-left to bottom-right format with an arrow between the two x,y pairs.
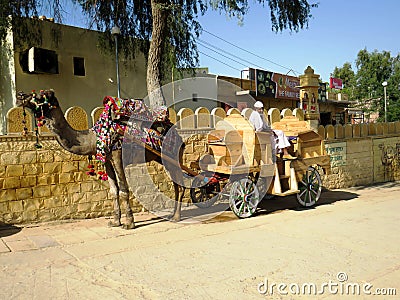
0,17 -> 148,134
216,68 -> 354,126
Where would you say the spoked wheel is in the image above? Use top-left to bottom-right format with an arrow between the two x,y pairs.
190,174 -> 221,208
296,166 -> 322,207
229,177 -> 260,218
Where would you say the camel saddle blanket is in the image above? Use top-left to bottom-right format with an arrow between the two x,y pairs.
91,96 -> 179,163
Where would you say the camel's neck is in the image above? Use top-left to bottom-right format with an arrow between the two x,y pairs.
45,107 -> 96,156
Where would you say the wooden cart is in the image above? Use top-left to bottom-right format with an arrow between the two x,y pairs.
189,114 -> 331,218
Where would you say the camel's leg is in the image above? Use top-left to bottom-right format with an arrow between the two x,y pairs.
120,191 -> 134,230
105,160 -> 121,227
165,146 -> 185,222
171,183 -> 185,222
111,150 -> 134,230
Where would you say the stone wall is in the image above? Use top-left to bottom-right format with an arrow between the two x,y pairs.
0,131 -> 210,225
2,105 -> 400,225
320,122 -> 400,189
323,135 -> 400,189
0,135 -> 115,224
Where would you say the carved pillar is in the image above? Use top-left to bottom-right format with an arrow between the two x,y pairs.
298,66 -> 320,131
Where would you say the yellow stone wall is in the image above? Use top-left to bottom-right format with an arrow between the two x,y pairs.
0,132 -> 210,225
373,137 -> 400,182
2,107 -> 400,225
323,135 -> 400,189
0,135 -> 116,224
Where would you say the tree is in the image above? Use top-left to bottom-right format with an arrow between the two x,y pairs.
354,49 -> 400,121
385,54 -> 400,122
1,0 -> 318,107
334,49 -> 400,122
355,49 -> 392,99
332,49 -> 400,122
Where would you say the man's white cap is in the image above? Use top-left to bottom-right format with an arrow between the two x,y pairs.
254,101 -> 264,108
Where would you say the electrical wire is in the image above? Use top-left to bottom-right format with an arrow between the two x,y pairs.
198,51 -> 242,72
201,29 -> 301,75
198,42 -> 248,69
197,39 -> 265,70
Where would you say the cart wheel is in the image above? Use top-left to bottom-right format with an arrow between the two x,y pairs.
254,175 -> 274,200
296,166 -> 322,207
190,175 -> 221,208
229,177 -> 260,218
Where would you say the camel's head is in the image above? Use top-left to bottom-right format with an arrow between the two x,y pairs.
16,89 -> 60,120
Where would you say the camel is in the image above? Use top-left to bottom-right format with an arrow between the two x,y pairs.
16,89 -> 185,229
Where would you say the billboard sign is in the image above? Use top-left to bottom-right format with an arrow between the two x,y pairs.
330,77 -> 343,89
255,69 -> 276,98
254,68 -> 299,100
318,82 -> 327,102
272,73 -> 300,100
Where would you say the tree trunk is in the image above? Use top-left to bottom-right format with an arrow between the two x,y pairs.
147,0 -> 168,108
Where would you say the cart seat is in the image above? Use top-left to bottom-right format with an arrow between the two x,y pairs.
271,116 -> 310,136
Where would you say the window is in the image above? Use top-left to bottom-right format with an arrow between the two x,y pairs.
73,57 -> 85,76
19,47 -> 59,74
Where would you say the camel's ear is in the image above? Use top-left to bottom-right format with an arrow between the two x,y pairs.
45,89 -> 60,107
17,91 -> 25,99
45,89 -> 55,98
16,91 -> 32,105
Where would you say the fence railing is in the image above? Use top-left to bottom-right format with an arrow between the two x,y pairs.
5,105 -> 303,132
5,105 -> 400,139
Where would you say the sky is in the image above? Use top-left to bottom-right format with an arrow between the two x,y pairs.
57,0 -> 400,83
195,0 -> 400,82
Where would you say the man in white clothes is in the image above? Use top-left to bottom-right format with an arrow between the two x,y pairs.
248,101 -> 296,160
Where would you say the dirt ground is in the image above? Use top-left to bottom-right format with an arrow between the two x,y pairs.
1,182 -> 399,299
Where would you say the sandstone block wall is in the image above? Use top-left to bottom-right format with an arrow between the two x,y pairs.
1,127 -> 400,225
323,135 -> 400,189
0,132 -> 210,225
0,135 -> 115,224
372,136 -> 400,182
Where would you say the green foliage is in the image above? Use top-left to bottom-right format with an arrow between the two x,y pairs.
74,1 -> 210,72
1,1 -> 67,52
332,50 -> 400,122
355,49 -> 392,99
0,1 -> 37,45
355,49 -> 400,122
267,0 -> 318,32
385,55 -> 400,122
209,0 -> 317,32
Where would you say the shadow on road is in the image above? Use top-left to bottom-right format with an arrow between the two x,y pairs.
197,188 -> 361,224
0,222 -> 22,238
345,181 -> 400,191
133,216 -> 167,229
256,188 -> 359,216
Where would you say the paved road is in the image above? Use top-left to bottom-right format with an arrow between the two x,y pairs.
1,183 -> 399,299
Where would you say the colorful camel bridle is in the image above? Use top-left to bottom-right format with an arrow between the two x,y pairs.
19,90 -> 58,148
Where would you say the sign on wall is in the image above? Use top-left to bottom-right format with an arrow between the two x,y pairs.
255,69 -> 276,98
329,77 -> 343,89
272,73 -> 300,100
325,142 -> 347,167
254,68 -> 299,100
318,82 -> 327,102
373,138 -> 400,182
